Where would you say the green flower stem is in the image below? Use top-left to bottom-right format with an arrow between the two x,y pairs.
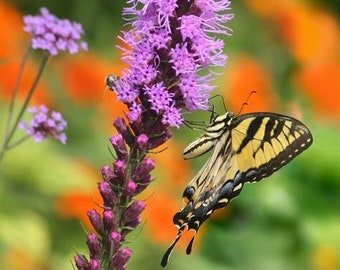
4,46 -> 32,140
6,135 -> 32,151
0,52 -> 50,161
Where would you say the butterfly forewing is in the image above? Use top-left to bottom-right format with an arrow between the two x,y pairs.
231,113 -> 313,182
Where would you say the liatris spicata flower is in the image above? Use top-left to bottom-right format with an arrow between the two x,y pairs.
23,7 -> 88,55
18,105 -> 67,144
75,0 -> 233,269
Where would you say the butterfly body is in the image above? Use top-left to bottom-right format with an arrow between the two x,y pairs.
161,111 -> 313,267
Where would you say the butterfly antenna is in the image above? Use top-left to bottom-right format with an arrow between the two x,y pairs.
161,225 -> 186,267
236,90 -> 257,116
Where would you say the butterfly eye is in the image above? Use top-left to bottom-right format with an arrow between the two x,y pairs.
183,186 -> 195,204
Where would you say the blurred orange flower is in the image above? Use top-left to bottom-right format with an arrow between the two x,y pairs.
296,61 -> 340,119
245,0 -> 339,64
223,56 -> 278,113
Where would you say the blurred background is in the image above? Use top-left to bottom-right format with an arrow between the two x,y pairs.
0,0 -> 339,269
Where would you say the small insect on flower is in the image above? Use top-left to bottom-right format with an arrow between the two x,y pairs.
19,105 -> 67,144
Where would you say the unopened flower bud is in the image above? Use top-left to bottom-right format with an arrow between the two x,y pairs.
132,158 -> 155,180
87,209 -> 102,234
103,210 -> 117,232
110,134 -> 128,161
136,134 -> 148,150
123,201 -> 146,224
110,248 -> 132,269
101,165 -> 114,182
98,181 -> 116,207
113,118 -> 135,146
87,233 -> 101,258
89,258 -> 100,270
74,254 -> 89,269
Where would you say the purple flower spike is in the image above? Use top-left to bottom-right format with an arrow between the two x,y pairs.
24,7 -> 87,55
19,105 -> 67,144
76,0 -> 232,268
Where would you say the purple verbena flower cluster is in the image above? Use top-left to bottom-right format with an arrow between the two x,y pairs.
76,1 -> 232,269
23,7 -> 88,55
19,105 -> 67,144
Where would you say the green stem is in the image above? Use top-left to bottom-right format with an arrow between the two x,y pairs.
0,52 -> 50,161
5,46 -> 32,139
7,135 -> 31,151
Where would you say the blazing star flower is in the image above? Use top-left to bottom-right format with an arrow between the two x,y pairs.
19,105 -> 67,144
77,1 -> 232,269
23,7 -> 88,55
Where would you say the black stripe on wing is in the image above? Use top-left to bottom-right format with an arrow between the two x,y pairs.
231,113 -> 313,183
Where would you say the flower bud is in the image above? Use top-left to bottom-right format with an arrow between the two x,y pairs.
132,158 -> 155,180
110,248 -> 132,269
147,129 -> 172,149
123,201 -> 146,224
87,209 -> 102,234
89,258 -> 100,270
113,160 -> 126,185
110,134 -> 128,161
103,210 -> 117,232
107,231 -> 122,254
123,180 -> 137,197
101,165 -> 114,182
98,181 -> 116,207
134,174 -> 152,194
87,233 -> 101,258
136,134 -> 148,150
113,118 -> 135,146
74,254 -> 89,269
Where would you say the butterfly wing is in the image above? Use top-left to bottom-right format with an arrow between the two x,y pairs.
230,112 -> 313,183
161,112 -> 313,266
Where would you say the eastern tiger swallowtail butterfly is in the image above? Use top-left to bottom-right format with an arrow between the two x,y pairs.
161,111 -> 313,266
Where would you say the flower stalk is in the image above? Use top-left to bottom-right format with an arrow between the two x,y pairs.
75,0 -> 232,269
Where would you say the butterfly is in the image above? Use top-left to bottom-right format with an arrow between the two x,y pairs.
161,111 -> 313,266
